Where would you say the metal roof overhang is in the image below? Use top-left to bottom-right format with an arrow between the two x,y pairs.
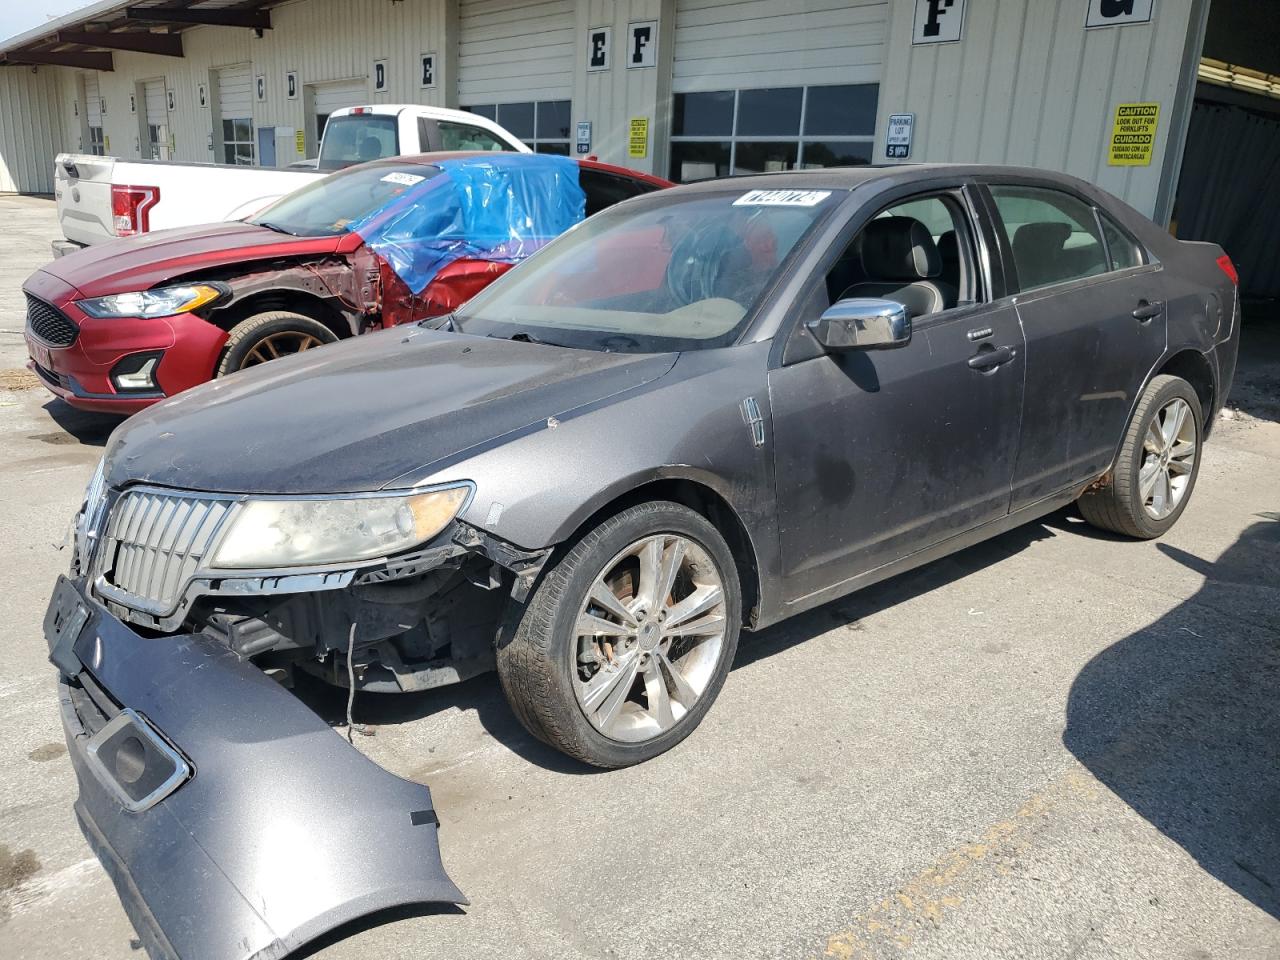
0,1 -> 281,71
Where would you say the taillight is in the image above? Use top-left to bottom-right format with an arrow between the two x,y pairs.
1216,253 -> 1238,286
111,184 -> 160,236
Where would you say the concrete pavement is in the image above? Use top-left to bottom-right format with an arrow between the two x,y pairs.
0,195 -> 1276,960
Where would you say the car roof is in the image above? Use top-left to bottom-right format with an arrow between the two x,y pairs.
344,152 -> 671,186
668,163 -> 1098,195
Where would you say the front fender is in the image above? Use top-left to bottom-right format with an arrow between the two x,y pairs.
414,342 -> 784,622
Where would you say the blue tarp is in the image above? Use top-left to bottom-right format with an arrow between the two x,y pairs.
350,154 -> 587,295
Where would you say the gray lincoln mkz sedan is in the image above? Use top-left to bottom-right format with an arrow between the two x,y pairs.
46,165 -> 1238,958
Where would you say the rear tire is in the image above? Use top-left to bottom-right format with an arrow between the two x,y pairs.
1077,374 -> 1203,539
215,311 -> 337,376
496,501 -> 741,768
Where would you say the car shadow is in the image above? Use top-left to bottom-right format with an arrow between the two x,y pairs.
1063,518 -> 1280,919
297,513 -> 1064,775
1226,302 -> 1280,424
41,399 -> 123,446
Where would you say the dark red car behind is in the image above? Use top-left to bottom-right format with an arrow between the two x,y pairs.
25,153 -> 669,414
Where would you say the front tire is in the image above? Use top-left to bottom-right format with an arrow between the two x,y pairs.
496,501 -> 741,768
1078,374 -> 1203,539
215,311 -> 338,376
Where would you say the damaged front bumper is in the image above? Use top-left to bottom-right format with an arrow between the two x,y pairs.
47,575 -> 466,960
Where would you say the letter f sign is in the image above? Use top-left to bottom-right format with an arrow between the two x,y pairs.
924,0 -> 957,37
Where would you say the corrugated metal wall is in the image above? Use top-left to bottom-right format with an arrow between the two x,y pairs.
573,0 -> 671,172
672,0 -> 888,92
58,0 -> 451,165
0,66 -> 66,193
874,0 -> 1199,218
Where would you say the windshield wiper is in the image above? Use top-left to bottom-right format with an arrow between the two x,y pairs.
254,220 -> 295,236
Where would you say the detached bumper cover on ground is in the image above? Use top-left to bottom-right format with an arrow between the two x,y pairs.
49,576 -> 466,960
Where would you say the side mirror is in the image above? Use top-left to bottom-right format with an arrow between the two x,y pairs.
805,298 -> 911,352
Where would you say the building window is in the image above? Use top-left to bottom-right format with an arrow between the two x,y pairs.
87,126 -> 105,156
222,118 -> 255,165
464,100 -> 572,154
669,83 -> 878,183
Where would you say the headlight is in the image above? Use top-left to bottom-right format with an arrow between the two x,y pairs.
210,484 -> 471,569
77,283 -> 227,319
73,456 -> 109,573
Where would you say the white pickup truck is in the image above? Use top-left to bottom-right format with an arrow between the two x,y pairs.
52,104 -> 528,256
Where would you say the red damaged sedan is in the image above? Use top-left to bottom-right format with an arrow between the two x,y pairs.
24,153 -> 668,414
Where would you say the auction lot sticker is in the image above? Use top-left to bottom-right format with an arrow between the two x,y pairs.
1108,102 -> 1160,166
734,189 -> 832,207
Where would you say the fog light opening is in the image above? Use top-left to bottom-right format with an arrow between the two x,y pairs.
111,352 -> 162,392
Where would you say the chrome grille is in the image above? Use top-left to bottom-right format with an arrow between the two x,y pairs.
26,294 -> 79,347
96,489 -> 237,613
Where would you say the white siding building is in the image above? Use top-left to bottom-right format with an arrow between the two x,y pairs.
0,0 -> 1242,232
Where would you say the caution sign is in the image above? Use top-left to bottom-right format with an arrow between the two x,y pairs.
295,130 -> 305,155
1108,102 -> 1159,166
628,117 -> 649,159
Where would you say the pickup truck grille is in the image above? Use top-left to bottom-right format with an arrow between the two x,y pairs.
97,489 -> 238,613
26,294 -> 79,347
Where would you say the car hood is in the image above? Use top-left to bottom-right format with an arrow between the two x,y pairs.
104,327 -> 677,495
40,221 -> 345,297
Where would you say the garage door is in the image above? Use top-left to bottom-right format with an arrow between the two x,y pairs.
310,77 -> 368,141
458,0 -> 574,104
673,0 -> 888,91
668,0 -> 886,181
217,64 -> 253,165
83,74 -> 104,154
143,79 -> 167,159
457,0 -> 575,152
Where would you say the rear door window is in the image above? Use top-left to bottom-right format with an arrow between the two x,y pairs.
988,185 -> 1108,291
1099,212 -> 1144,270
317,115 -> 399,170
579,168 -> 663,217
436,121 -> 510,152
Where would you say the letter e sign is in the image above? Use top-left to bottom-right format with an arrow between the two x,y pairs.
587,27 -> 611,72
628,21 -> 657,69
1086,0 -> 1153,28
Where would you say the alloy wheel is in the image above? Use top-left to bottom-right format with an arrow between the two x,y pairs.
1139,397 -> 1197,520
238,330 -> 325,368
572,533 -> 727,743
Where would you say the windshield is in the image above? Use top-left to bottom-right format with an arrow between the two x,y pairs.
250,162 -> 441,237
317,114 -> 399,170
452,187 -> 839,352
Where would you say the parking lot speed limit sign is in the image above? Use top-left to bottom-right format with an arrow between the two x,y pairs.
886,114 -> 914,159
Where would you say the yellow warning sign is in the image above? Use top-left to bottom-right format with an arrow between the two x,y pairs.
295,129 -> 306,155
628,117 -> 649,159
1108,102 -> 1160,166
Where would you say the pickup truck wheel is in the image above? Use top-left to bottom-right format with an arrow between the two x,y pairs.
496,501 -> 741,768
1077,374 -> 1203,539
216,311 -> 337,376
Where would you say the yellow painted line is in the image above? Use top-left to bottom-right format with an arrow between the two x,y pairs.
821,772 -> 1101,959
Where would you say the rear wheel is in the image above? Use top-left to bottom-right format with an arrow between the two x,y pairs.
1078,374 -> 1203,539
216,311 -> 337,376
496,501 -> 741,768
